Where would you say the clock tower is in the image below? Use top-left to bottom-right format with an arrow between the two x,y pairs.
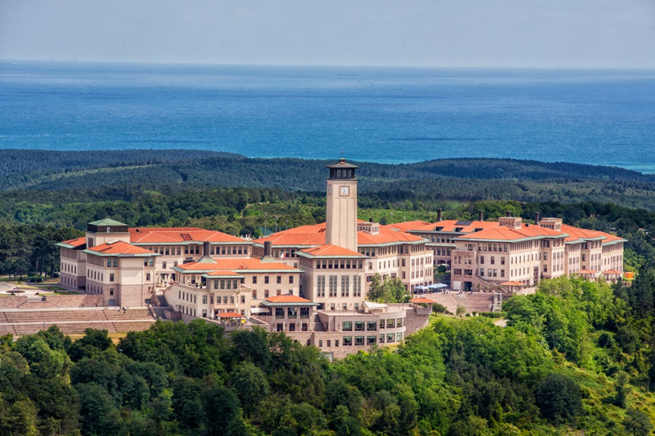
325,158 -> 359,251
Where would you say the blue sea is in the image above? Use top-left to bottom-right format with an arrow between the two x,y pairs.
1,61 -> 655,171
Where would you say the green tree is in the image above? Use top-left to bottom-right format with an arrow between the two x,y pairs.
229,362 -> 270,418
624,408 -> 653,436
535,374 -> 583,425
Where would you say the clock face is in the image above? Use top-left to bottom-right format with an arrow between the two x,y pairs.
340,186 -> 350,196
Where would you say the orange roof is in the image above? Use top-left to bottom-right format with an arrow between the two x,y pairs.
176,257 -> 297,272
255,222 -> 426,247
218,312 -> 244,318
500,281 -> 524,286
255,223 -> 327,246
603,270 -> 622,275
410,297 -> 435,304
385,221 -> 431,232
560,224 -> 625,245
409,220 -> 499,234
60,237 -> 86,248
129,227 -> 244,244
86,241 -> 156,256
265,294 -> 312,304
457,223 -> 562,242
300,244 -> 363,257
358,228 -> 426,245
203,271 -> 245,277
575,269 -> 596,275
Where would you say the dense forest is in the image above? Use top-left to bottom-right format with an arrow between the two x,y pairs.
3,150 -> 655,211
3,275 -> 655,435
3,151 -> 655,434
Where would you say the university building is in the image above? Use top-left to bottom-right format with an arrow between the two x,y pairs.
57,158 -> 625,357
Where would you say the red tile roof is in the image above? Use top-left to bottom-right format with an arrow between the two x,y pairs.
384,221 -> 431,231
218,312 -> 244,318
300,244 -> 363,257
87,241 -> 156,256
60,237 -> 86,248
177,258 -> 297,272
255,223 -> 426,247
456,224 -> 562,242
357,228 -> 426,245
265,294 -> 312,304
560,224 -> 625,245
408,220 -> 499,233
129,227 -> 244,244
410,297 -> 435,304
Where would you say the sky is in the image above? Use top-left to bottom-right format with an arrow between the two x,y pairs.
1,0 -> 654,68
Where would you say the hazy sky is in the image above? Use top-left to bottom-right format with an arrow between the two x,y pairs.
1,0 -> 654,67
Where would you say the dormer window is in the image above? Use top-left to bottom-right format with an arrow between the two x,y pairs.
455,227 -> 463,232
434,227 -> 443,231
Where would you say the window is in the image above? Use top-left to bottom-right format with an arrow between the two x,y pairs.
252,290 -> 257,300
289,276 -> 294,284
146,273 -> 151,281
355,337 -> 365,346
355,321 -> 365,331
343,336 -> 352,346
277,276 -> 282,284
163,262 -> 167,269
387,333 -> 395,343
318,340 -> 323,347
288,307 -> 297,318
367,321 -> 377,331
317,276 -> 326,297
387,319 -> 395,328
107,259 -> 111,267
109,273 -> 114,282
203,295 -> 207,304
329,275 -> 337,297
265,276 -> 269,284
367,336 -> 377,345
343,321 -> 352,331
277,323 -> 283,332
109,288 -> 114,296
252,276 -> 257,284
300,307 -> 310,318
289,323 -> 296,332
341,275 -> 350,297
275,308 -> 284,319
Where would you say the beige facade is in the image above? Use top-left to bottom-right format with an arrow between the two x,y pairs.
325,159 -> 359,252
404,214 -> 625,291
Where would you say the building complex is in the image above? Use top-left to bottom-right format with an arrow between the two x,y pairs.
57,158 -> 626,358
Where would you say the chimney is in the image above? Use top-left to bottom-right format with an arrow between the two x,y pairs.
437,209 -> 442,222
264,241 -> 272,257
203,241 -> 211,256
535,212 -> 541,224
506,211 -> 512,217
478,210 -> 484,221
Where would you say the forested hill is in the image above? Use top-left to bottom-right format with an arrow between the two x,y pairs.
1,150 -> 654,192
0,149 -> 239,175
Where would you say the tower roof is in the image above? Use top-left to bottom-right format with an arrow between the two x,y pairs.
326,157 -> 359,169
88,218 -> 128,227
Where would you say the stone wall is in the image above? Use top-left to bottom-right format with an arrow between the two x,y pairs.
0,296 -> 27,309
45,294 -> 104,307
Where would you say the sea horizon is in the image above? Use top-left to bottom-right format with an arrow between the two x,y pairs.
2,60 -> 655,171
